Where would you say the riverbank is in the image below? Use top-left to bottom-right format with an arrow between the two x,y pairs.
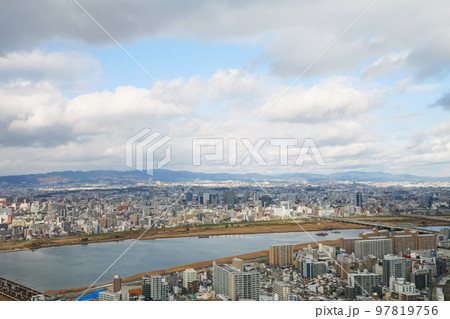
1,216 -> 446,254
0,220 -> 365,253
45,239 -> 340,298
0,295 -> 14,301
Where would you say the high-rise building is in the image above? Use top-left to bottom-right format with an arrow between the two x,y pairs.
348,273 -> 379,296
269,244 -> 294,267
411,269 -> 431,290
339,237 -> 360,254
415,234 -> 437,250
355,239 -> 392,259
187,280 -> 200,294
312,261 -> 328,278
273,281 -> 291,301
213,263 -> 260,301
392,235 -> 415,254
150,275 -> 169,301
230,271 -> 260,301
210,194 -> 218,205
382,255 -> 412,286
299,257 -> 327,279
344,286 -> 357,300
113,275 -> 121,293
203,193 -> 210,205
182,268 -> 197,289
355,192 -> 363,207
223,191 -> 235,207
142,274 -> 151,300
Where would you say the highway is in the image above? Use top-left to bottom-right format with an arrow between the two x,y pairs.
0,276 -> 45,301
321,216 -> 439,234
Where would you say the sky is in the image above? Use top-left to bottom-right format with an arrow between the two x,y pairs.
0,0 -> 449,177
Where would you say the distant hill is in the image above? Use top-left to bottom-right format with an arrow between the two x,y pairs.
0,169 -> 449,187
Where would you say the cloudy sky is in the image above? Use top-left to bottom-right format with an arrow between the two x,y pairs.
0,0 -> 449,177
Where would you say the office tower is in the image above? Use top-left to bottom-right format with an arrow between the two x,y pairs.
203,193 -> 210,205
232,258 -> 244,272
210,194 -> 218,205
150,275 -> 169,301
348,273 -> 379,296
392,235 -> 415,254
213,263 -> 260,301
300,257 -> 313,278
269,244 -> 294,267
185,192 -> 193,202
355,192 -> 363,207
223,190 -> 235,207
300,257 -> 328,279
354,239 -> 392,259
183,268 -> 197,289
382,255 -> 412,286
436,257 -> 447,276
142,274 -> 151,300
312,261 -> 328,277
113,275 -> 121,293
273,281 -> 291,301
411,269 -> 430,290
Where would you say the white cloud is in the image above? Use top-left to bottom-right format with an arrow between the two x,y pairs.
0,70 -> 386,174
362,52 -> 409,79
262,76 -> 383,123
0,50 -> 99,90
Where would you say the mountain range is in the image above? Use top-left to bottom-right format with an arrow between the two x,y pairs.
0,169 -> 449,187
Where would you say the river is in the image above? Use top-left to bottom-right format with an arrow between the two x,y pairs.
1,229 -> 368,291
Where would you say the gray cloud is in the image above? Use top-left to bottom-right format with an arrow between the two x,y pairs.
1,0 -> 449,80
432,91 -> 450,110
0,50 -> 99,91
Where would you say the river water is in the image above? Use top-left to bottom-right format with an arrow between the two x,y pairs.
1,229 -> 368,291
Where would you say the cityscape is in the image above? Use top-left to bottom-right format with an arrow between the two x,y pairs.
1,1 -> 450,317
0,178 -> 449,301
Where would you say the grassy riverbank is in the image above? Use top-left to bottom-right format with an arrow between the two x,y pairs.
0,219 -> 365,253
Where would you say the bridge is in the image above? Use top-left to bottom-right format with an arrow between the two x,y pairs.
0,276 -> 45,301
322,217 -> 439,234
401,213 -> 450,224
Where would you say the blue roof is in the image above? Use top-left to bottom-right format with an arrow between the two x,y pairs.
76,288 -> 106,301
